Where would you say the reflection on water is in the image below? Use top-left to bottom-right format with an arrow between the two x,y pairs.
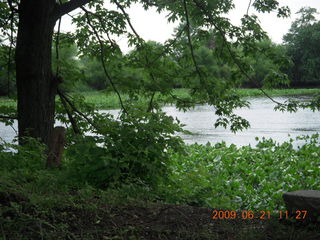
1,96 -> 320,147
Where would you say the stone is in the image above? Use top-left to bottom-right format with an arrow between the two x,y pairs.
283,190 -> 320,222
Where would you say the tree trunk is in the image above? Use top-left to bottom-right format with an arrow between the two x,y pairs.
15,0 -> 58,147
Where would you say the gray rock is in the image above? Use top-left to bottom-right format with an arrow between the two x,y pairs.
283,190 -> 320,221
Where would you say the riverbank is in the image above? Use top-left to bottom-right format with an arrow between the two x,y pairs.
78,88 -> 320,109
1,88 -> 319,110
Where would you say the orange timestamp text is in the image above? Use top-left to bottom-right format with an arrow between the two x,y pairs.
211,210 -> 308,220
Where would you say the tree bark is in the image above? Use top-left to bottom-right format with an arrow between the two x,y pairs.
15,0 -> 58,147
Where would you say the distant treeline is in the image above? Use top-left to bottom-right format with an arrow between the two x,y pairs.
0,7 -> 319,96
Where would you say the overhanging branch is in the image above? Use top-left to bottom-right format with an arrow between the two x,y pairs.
182,0 -> 203,81
114,0 -> 159,112
81,6 -> 127,113
193,0 -> 284,106
55,0 -> 93,19
58,89 -> 99,130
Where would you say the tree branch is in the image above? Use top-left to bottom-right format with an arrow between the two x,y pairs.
57,89 -> 81,135
58,90 -> 99,130
182,0 -> 205,83
55,1 -> 62,76
0,114 -> 17,120
246,0 -> 252,15
114,1 -> 162,112
77,8 -> 120,51
113,1 -> 142,40
55,0 -> 93,19
193,0 -> 284,106
81,6 -> 127,114
147,92 -> 155,112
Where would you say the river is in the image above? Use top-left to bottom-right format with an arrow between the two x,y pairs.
1,96 -> 320,147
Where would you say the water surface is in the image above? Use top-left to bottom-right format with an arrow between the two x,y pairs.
163,96 -> 320,147
1,96 -> 319,147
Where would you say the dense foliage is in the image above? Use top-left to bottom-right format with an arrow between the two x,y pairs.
63,109 -> 186,188
1,135 -> 320,212
284,7 -> 320,87
160,135 -> 320,211
0,44 -> 15,96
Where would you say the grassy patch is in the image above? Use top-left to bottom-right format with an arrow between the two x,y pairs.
81,88 -> 320,109
0,97 -> 16,108
79,88 -> 190,109
2,88 -> 319,110
236,88 -> 320,97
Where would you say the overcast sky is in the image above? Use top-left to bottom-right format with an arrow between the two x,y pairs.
231,0 -> 320,43
61,0 -> 320,52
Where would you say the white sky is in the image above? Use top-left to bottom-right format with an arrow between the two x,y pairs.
60,0 -> 320,52
230,0 -> 320,43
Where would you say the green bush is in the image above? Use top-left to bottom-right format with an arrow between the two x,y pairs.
0,137 -> 46,171
65,107 -> 185,189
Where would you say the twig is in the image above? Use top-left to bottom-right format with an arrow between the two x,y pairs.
147,92 -> 155,112
115,0 -> 186,112
58,90 -> 97,130
79,8 -> 120,51
105,31 -> 118,50
193,0 -> 285,106
10,124 -> 17,135
58,90 -> 122,154
114,1 -> 142,41
54,5 -> 82,134
139,0 -> 178,8
81,6 -> 127,114
115,0 -> 184,68
246,0 -> 252,15
55,1 -> 62,76
113,1 -> 162,112
57,89 -> 81,135
182,0 -> 204,81
0,4 -> 15,29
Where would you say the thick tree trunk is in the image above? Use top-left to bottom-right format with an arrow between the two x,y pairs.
15,0 -> 58,147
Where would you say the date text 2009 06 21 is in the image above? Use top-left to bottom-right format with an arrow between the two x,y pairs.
211,210 -> 308,220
